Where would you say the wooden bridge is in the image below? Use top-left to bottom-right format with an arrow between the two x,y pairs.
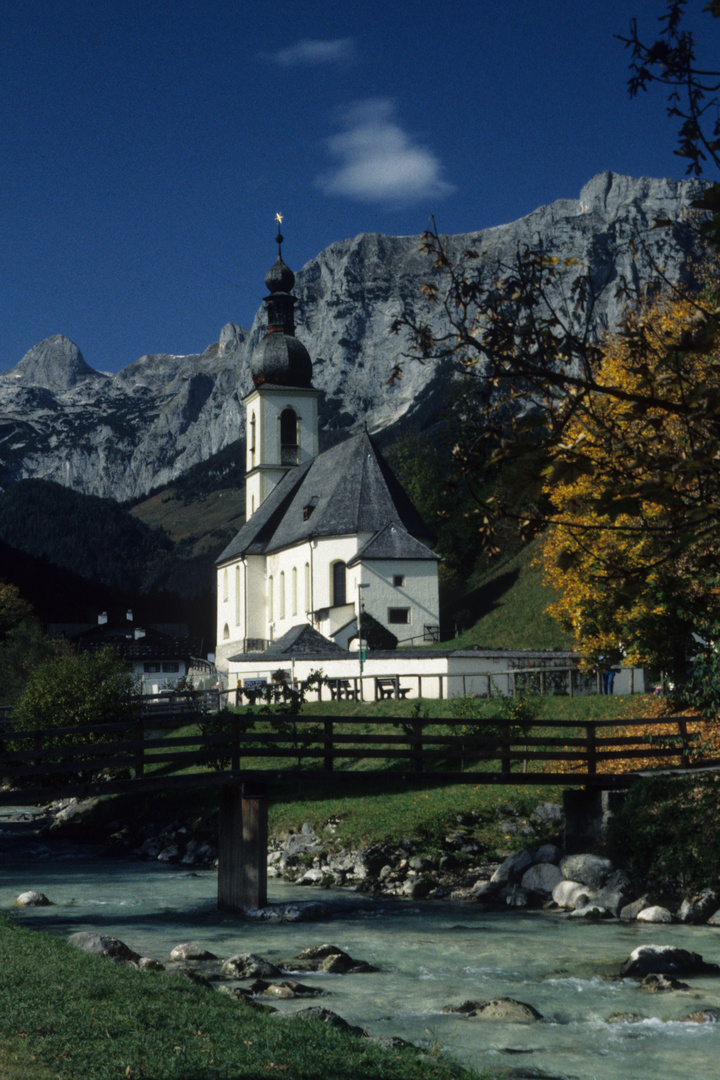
0,699 -> 709,910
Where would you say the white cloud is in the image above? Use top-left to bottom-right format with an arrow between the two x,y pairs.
318,99 -> 454,205
267,38 -> 355,66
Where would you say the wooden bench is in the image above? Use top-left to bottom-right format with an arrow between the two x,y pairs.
328,678 -> 358,701
375,677 -> 410,701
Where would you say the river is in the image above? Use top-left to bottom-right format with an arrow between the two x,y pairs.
2,810 -> 719,1079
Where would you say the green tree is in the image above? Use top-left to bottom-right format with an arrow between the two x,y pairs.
11,646 -> 139,746
0,580 -> 34,641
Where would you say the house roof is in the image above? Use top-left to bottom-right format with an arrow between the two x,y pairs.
347,522 -> 439,566
217,430 -> 434,564
228,623 -> 351,662
72,619 -> 201,662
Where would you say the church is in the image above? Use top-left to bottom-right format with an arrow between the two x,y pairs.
215,226 -> 440,675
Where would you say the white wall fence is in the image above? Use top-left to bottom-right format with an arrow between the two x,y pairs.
222,663 -> 646,704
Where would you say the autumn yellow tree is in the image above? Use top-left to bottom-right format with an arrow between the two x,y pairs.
541,268 -> 720,679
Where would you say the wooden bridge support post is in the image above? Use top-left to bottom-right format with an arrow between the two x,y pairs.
218,780 -> 268,911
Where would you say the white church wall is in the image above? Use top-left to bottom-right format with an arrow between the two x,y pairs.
359,559 -> 440,644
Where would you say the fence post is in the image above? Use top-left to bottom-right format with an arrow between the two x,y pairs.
569,668 -> 575,698
501,722 -> 511,776
135,713 -> 145,778
678,718 -> 690,768
231,716 -> 241,773
412,721 -> 423,773
324,718 -> 334,772
586,721 -> 596,775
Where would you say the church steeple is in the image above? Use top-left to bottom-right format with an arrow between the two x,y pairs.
244,217 -> 321,519
249,216 -> 313,389
264,216 -> 296,335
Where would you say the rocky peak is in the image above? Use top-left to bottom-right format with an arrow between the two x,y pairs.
0,173 -> 709,501
6,334 -> 105,393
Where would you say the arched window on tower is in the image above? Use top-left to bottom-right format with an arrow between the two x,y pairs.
249,413 -> 256,467
332,561 -> 347,607
280,407 -> 298,465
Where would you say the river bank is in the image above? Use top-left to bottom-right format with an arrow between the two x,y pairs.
4,817 -> 720,1080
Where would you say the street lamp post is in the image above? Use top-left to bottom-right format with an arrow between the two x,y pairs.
357,581 -> 370,699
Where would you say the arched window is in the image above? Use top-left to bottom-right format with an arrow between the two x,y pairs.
223,568 -> 228,602
279,571 -> 286,620
304,562 -> 310,612
332,561 -> 347,607
223,623 -> 230,640
292,566 -> 298,616
280,407 -> 298,464
268,576 -> 274,623
235,565 -> 241,626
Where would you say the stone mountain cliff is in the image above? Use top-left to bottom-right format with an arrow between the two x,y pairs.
0,172 -> 707,501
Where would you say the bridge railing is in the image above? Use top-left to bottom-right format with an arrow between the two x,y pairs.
0,711 -> 713,800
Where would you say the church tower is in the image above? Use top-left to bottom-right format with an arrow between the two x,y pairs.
244,219 -> 321,519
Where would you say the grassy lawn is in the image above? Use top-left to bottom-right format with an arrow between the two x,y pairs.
0,917 -> 483,1080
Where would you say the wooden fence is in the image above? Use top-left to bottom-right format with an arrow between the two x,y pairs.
0,709 -> 711,803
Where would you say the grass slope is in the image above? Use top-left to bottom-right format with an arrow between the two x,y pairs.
442,538 -> 574,651
0,917 -> 480,1080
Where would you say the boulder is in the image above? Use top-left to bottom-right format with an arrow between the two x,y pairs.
505,885 -> 530,908
221,953 -> 282,979
169,942 -> 218,961
530,802 -> 564,829
594,870 -> 631,916
677,888 -> 719,924
286,1007 -> 365,1036
15,891 -> 52,907
568,904 -> 613,919
443,997 -> 542,1024
636,906 -> 673,924
137,956 -> 165,972
67,932 -> 140,964
279,944 -> 378,974
533,843 -> 562,864
521,862 -> 563,896
621,945 -> 720,978
619,897 -> 650,921
640,973 -> 690,992
559,854 -> 613,889
679,1008 -> 720,1023
552,880 -> 591,910
217,986 -> 276,1012
491,849 -> 533,885
250,979 -> 325,999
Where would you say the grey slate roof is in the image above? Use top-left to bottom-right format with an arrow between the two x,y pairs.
217,431 -> 435,564
347,522 -> 439,566
228,623 -> 351,662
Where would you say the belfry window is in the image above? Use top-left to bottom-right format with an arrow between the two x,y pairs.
280,407 -> 298,465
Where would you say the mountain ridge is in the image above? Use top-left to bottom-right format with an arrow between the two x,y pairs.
0,171 -> 707,501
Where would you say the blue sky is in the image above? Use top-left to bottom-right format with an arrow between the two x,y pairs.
2,0 -> 719,374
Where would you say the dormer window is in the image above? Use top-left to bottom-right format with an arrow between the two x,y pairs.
302,496 -> 318,521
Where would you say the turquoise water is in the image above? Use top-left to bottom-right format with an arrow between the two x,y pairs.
2,815 -> 720,1079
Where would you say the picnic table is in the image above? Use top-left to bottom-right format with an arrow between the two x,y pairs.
375,677 -> 410,701
328,678 -> 358,701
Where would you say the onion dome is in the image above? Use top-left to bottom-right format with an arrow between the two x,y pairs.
251,218 -> 314,389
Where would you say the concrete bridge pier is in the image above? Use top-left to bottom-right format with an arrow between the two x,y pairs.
218,780 -> 268,910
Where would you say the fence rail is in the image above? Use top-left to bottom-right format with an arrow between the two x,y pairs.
0,706 -> 711,804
